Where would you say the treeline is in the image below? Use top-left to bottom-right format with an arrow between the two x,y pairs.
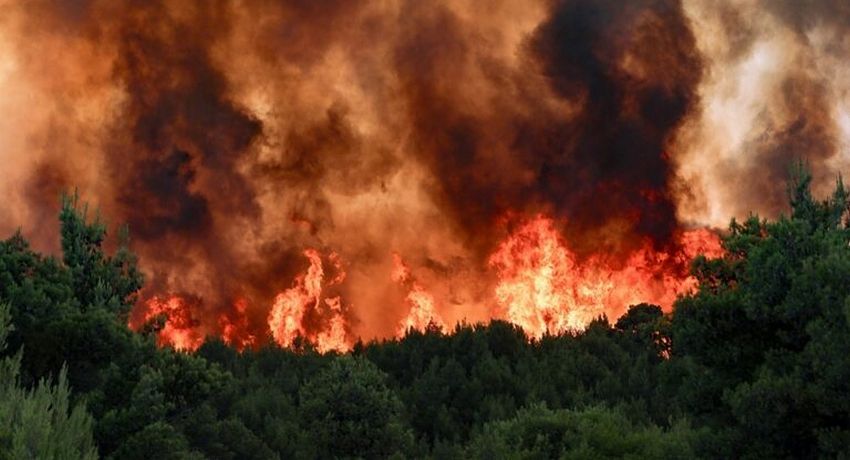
1,168 -> 849,459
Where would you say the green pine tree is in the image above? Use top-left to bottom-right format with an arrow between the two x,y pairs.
0,302 -> 98,459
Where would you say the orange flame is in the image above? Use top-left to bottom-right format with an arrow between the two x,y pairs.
267,249 -> 351,352
392,253 -> 445,337
489,215 -> 722,339
315,296 -> 349,353
133,217 -> 721,352
131,296 -> 205,351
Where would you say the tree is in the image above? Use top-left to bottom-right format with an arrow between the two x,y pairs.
107,422 -> 202,460
466,403 -> 697,459
60,192 -> 143,314
615,303 -> 670,357
672,166 -> 850,457
297,356 -> 412,459
0,302 -> 98,459
0,232 -> 76,346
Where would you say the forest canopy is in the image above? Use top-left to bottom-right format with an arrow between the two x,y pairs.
1,168 -> 849,458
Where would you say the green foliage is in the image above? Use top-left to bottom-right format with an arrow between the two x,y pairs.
673,165 -> 850,457
0,303 -> 98,459
4,170 -> 850,458
466,404 -> 698,459
297,355 -> 413,459
60,192 -> 143,314
0,232 -> 76,341
108,422 -> 202,460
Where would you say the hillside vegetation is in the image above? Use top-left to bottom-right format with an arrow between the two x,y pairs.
1,168 -> 848,459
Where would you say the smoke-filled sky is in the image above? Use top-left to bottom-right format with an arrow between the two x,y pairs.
0,0 -> 848,343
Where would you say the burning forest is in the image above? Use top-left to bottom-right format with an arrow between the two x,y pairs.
1,0 -> 849,352
4,1 -> 850,458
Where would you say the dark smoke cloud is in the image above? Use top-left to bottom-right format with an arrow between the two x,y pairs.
530,0 -> 702,254
1,0 -> 846,342
397,0 -> 702,258
102,1 -> 269,325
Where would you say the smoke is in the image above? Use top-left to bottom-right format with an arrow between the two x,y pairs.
385,0 -> 705,271
0,0 -> 847,343
676,0 -> 850,224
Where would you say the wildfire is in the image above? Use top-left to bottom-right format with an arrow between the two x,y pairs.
5,0 -> 838,358
392,253 -> 445,337
489,215 -> 722,339
314,297 -> 349,354
131,296 -> 205,351
131,216 -> 722,352
267,249 -> 351,353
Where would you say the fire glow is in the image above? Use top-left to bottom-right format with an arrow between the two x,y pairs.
131,215 -> 722,352
489,216 -> 722,339
392,253 -> 445,338
267,249 -> 351,353
6,0 -> 837,354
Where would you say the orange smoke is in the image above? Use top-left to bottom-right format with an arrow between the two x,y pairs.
4,0 -> 784,353
489,215 -> 722,339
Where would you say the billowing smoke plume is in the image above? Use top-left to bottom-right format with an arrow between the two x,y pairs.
677,0 -> 850,224
0,0 -> 847,344
397,0 -> 701,258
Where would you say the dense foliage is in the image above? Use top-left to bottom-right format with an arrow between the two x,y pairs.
1,169 -> 849,458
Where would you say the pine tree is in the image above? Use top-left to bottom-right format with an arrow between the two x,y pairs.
0,302 -> 98,459
60,192 -> 143,315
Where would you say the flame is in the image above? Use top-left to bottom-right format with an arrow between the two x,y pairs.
489,215 -> 722,339
133,217 -> 721,352
130,249 -> 354,353
219,299 -> 255,349
2,0 -> 840,355
131,296 -> 205,351
267,249 -> 352,352
392,253 -> 445,337
315,296 -> 349,353
267,249 -> 323,348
